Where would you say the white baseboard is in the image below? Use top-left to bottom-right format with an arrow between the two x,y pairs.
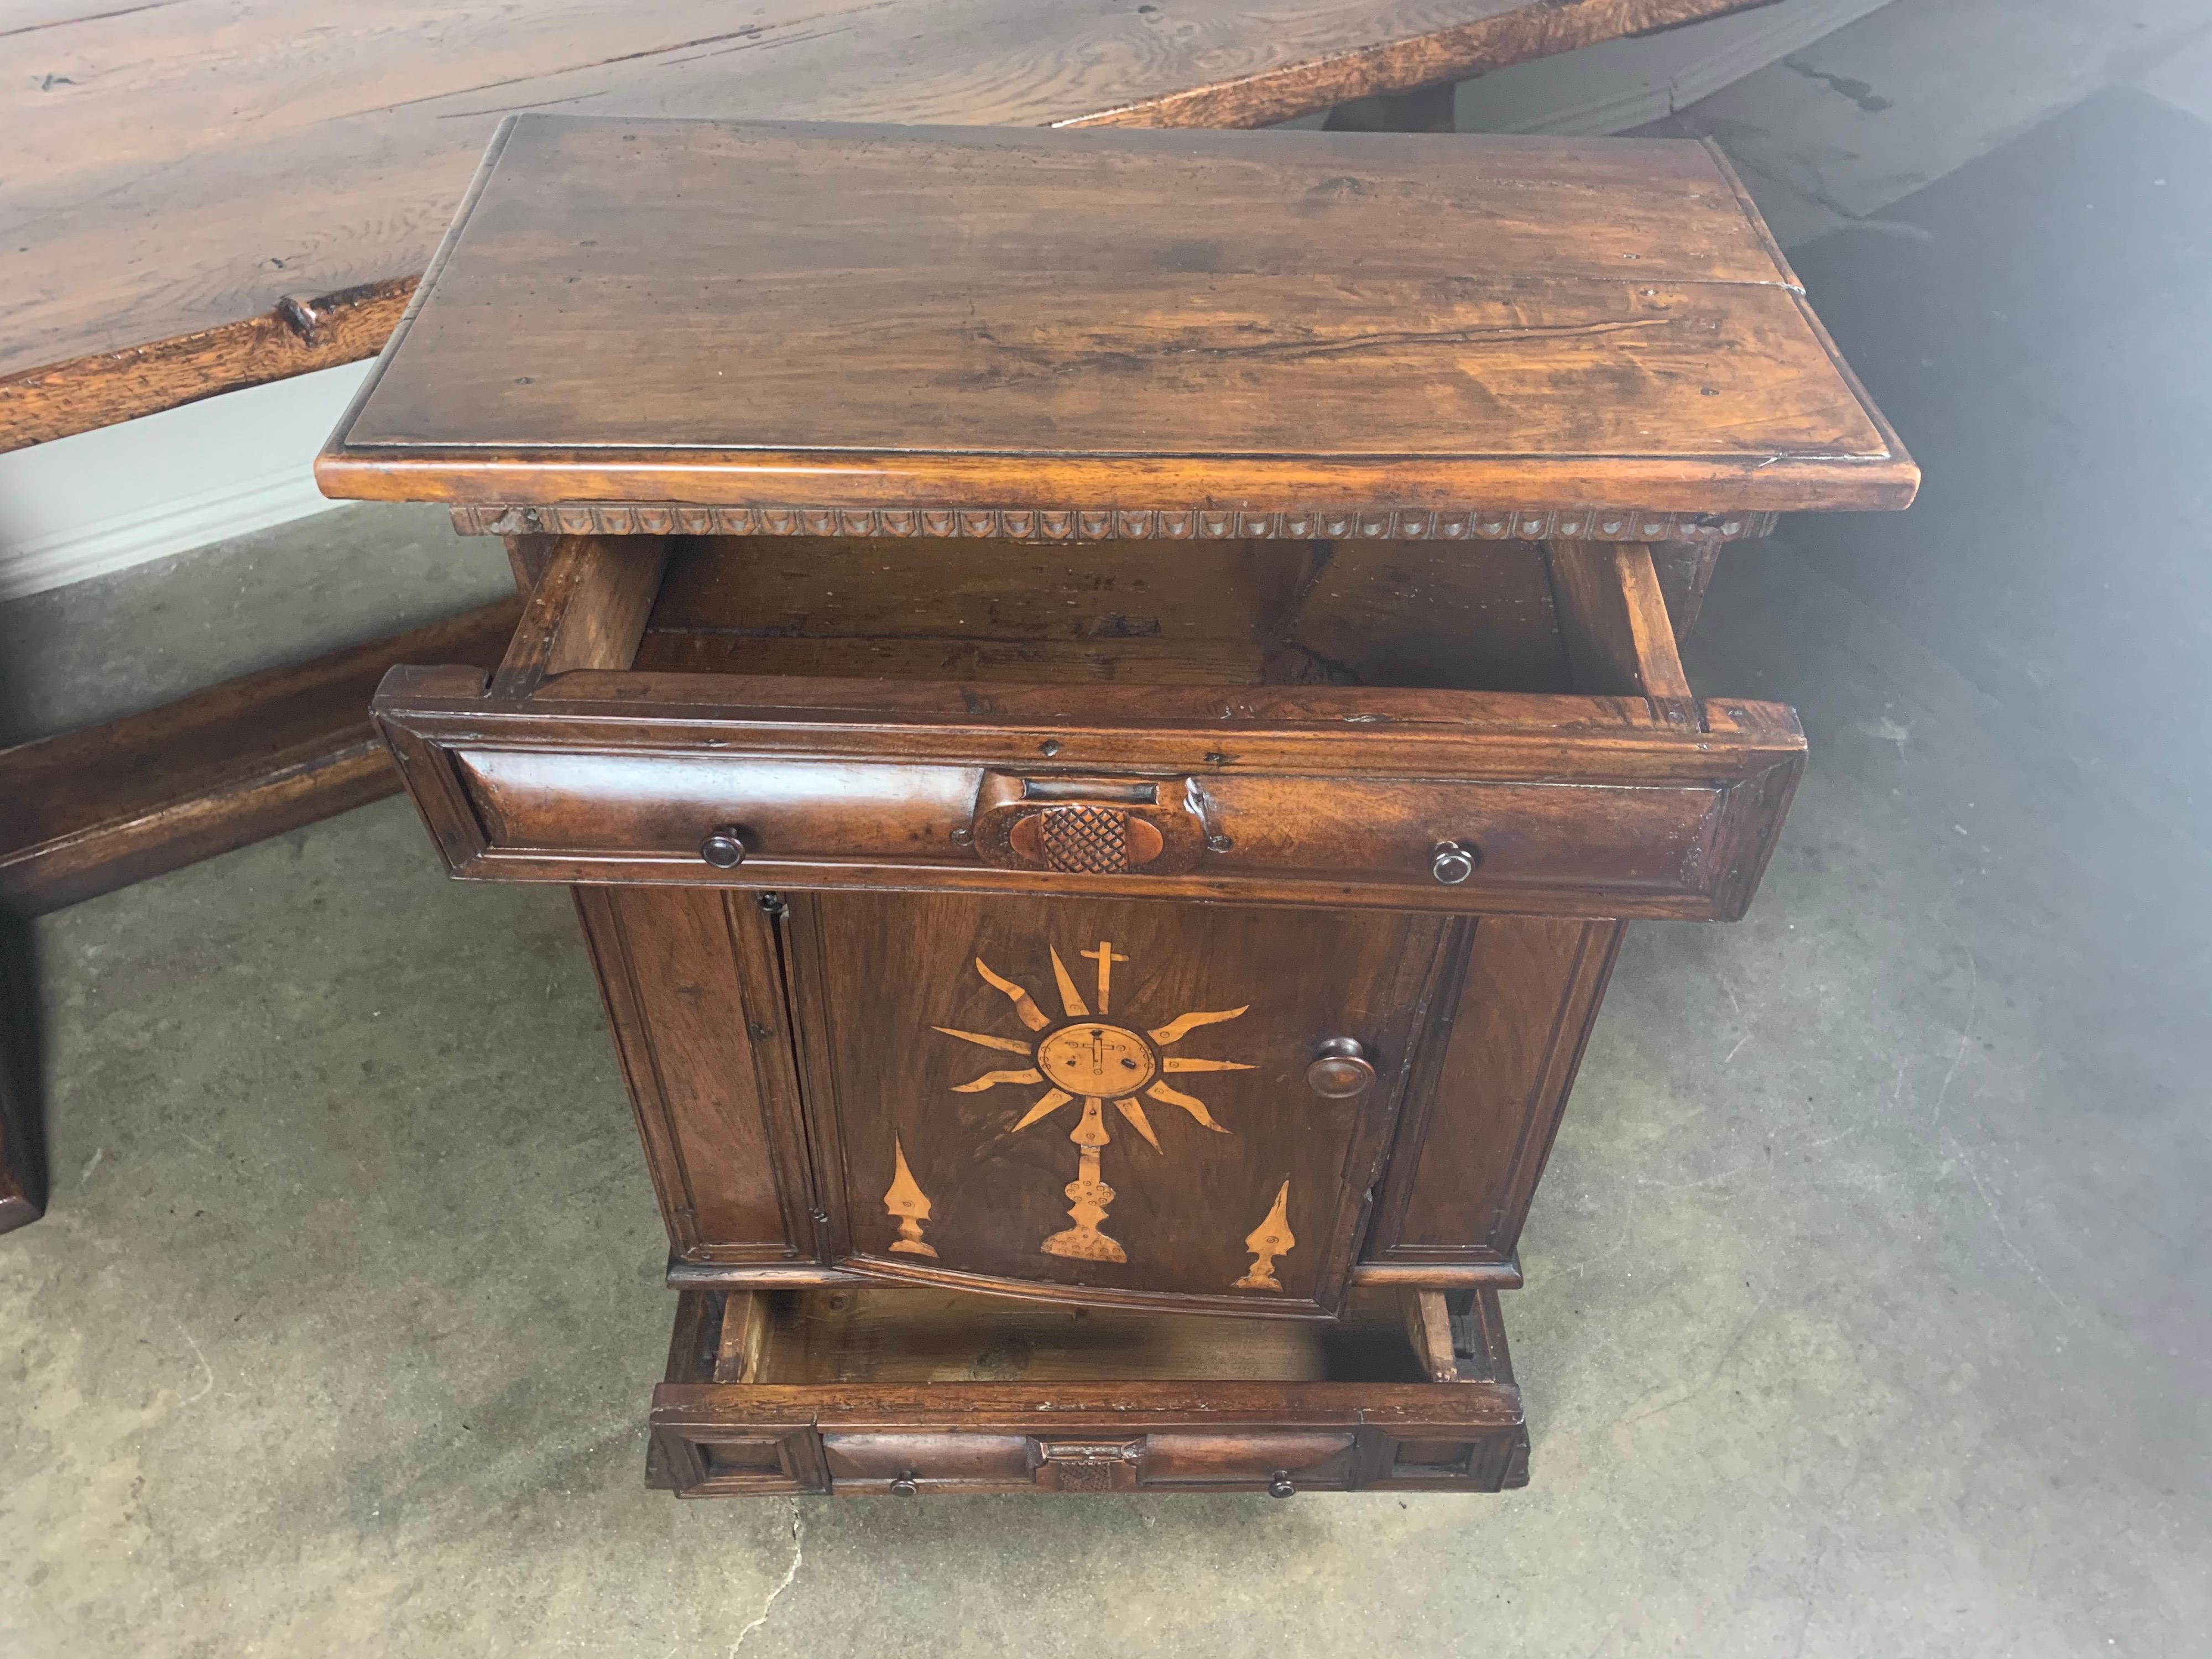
1455,0 -> 1898,135
0,361 -> 369,601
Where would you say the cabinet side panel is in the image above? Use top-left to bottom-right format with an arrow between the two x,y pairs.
576,885 -> 794,1254
1368,916 -> 1624,1261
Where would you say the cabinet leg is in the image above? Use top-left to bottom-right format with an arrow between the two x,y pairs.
0,917 -> 45,1234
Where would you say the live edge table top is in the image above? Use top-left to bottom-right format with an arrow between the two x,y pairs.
315,117 -> 1917,536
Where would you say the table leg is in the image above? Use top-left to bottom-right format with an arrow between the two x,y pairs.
0,917 -> 43,1234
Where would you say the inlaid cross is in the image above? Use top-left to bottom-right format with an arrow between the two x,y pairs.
1079,940 -> 1129,1014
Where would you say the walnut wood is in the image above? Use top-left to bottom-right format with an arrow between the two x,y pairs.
1545,539 -> 1700,732
649,1286 -> 1528,1494
634,538 -> 1577,692
462,501 -> 1781,547
1346,1259 -> 1524,1290
664,1256 -> 1535,1292
375,667 -> 1805,924
1543,542 -> 1696,702
713,1291 -> 769,1384
576,884 -> 1603,1314
1403,1291 -> 1460,1383
1365,916 -> 1625,1271
317,121 -> 1914,522
0,598 -> 520,917
572,886 -> 811,1261
0,0 -> 1761,449
337,124 -> 1905,1484
1650,539 -> 1725,640
0,278 -> 416,454
662,1280 -> 722,1387
500,535 -> 562,594
768,890 -> 1451,1317
490,534 -> 669,694
379,530 -> 1803,924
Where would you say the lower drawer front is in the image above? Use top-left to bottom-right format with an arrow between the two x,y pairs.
818,1425 -> 1363,1494
648,1287 -> 1529,1496
654,1396 -> 1520,1496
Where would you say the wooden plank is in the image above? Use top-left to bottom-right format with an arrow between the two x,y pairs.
0,279 -> 417,457
1402,1291 -> 1461,1383
0,0 -> 1763,450
316,119 -> 1914,520
0,598 -> 520,917
1365,916 -> 1626,1266
1649,538 -> 1724,639
489,534 -> 669,693
1543,542 -> 1698,701
714,1292 -> 770,1384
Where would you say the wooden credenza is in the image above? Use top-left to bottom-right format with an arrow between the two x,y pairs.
321,116 -> 1914,1497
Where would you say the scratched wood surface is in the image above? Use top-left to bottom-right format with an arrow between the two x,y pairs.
318,118 -> 1914,516
0,0 -> 1762,447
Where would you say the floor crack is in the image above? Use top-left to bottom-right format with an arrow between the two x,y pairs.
730,1499 -> 805,1655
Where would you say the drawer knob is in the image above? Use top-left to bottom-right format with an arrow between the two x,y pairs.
1306,1037 -> 1375,1099
1269,1470 -> 1296,1499
699,826 -> 748,869
1431,841 -> 1478,885
889,1472 -> 919,1497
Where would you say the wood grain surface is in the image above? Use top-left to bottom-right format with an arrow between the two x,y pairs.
648,1285 -> 1530,1493
318,118 -> 1913,518
0,597 -> 520,916
374,529 -> 1804,921
0,0 -> 1764,448
784,890 -> 1448,1314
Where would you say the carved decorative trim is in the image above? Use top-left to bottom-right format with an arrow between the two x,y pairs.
450,502 -> 1777,544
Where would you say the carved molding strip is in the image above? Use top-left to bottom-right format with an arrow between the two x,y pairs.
451,502 -> 1778,544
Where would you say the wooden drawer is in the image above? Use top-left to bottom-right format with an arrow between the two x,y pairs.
647,1286 -> 1529,1497
373,535 -> 1803,921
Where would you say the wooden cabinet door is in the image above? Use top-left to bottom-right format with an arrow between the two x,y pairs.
783,892 -> 1452,1316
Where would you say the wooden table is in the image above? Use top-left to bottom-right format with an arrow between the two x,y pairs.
0,0 -> 1761,1237
0,0 -> 1764,448
324,116 -> 1913,1495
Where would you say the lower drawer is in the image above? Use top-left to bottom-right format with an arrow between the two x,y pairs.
647,1287 -> 1528,1496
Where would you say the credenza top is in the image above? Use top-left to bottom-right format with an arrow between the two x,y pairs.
317,117 -> 1915,523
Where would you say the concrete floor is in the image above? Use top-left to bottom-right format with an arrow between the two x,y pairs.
7,5 -> 2212,1654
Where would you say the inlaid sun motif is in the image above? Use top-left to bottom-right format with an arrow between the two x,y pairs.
932,939 -> 1253,1264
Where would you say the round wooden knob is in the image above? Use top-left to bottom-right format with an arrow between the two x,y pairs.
1306,1037 -> 1375,1098
889,1473 -> 919,1496
1431,841 -> 1478,885
699,827 -> 748,869
1268,1471 -> 1296,1499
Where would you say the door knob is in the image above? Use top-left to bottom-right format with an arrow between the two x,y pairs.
1306,1037 -> 1376,1098
1268,1470 -> 1296,1499
699,826 -> 748,869
889,1472 -> 919,1496
1431,841 -> 1478,884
